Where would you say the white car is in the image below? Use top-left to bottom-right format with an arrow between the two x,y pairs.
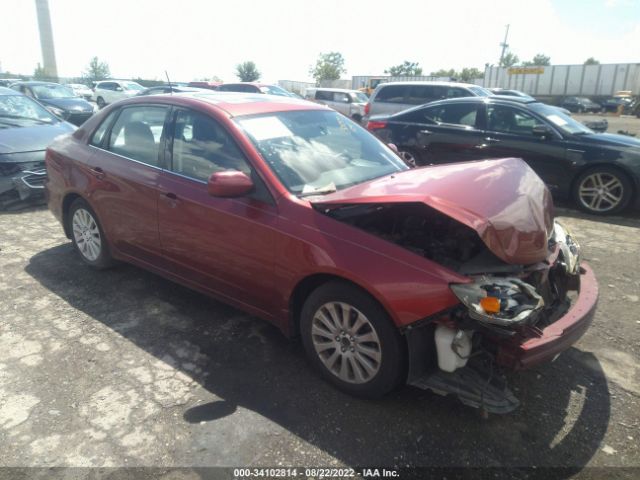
305,87 -> 369,123
66,83 -> 93,100
92,80 -> 145,108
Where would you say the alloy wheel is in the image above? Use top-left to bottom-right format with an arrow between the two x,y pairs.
311,302 -> 382,384
72,208 -> 102,261
578,172 -> 624,213
399,150 -> 417,167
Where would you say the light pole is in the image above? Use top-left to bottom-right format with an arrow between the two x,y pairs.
498,24 -> 510,67
35,0 -> 58,79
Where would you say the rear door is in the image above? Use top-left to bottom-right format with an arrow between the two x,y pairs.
479,103 -> 570,192
86,104 -> 170,264
388,101 -> 486,165
157,107 -> 279,315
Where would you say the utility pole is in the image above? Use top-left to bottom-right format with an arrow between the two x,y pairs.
498,24 -> 510,67
34,0 -> 58,79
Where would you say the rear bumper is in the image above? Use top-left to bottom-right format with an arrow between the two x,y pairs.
496,262 -> 598,370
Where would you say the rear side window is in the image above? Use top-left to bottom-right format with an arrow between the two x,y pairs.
417,103 -> 480,127
405,85 -> 438,105
315,90 -> 333,101
107,106 -> 169,166
90,110 -> 120,147
374,85 -> 408,103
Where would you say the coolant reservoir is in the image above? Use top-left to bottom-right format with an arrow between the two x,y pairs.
435,325 -> 472,372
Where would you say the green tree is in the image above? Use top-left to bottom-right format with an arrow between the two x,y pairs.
235,61 -> 260,82
82,56 -> 111,83
500,52 -> 519,67
33,63 -> 48,80
522,53 -> 551,66
584,57 -> 600,65
430,68 -> 457,78
458,67 -> 484,82
309,52 -> 346,84
385,61 -> 423,76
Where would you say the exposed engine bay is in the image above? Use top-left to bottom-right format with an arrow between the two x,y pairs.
321,201 -> 584,414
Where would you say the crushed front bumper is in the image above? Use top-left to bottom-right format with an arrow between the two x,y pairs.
496,261 -> 598,370
0,161 -> 47,209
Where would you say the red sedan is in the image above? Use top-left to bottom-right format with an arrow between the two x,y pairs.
45,92 -> 598,413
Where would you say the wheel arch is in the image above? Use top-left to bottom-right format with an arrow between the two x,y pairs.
61,192 -> 83,238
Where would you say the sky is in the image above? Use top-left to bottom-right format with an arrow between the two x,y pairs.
1,0 -> 639,83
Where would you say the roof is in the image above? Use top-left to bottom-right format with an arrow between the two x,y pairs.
0,86 -> 21,95
142,91 -> 327,117
386,95 -> 538,117
306,87 -> 363,94
10,81 -> 60,86
378,81 -> 484,88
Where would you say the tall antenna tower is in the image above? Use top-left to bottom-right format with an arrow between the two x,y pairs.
35,0 -> 58,78
498,24 -> 510,67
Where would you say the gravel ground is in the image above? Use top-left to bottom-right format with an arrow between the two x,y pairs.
573,114 -> 640,137
0,205 -> 639,478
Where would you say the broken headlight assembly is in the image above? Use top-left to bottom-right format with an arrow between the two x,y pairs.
450,277 -> 544,327
551,221 -> 581,275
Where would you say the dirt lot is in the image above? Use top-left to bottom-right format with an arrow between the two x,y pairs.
574,113 -> 640,137
0,204 -> 639,478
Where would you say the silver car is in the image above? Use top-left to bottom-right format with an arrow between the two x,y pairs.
306,88 -> 369,123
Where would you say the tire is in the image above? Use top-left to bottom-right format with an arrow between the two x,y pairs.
397,148 -> 420,167
300,281 -> 405,398
573,167 -> 633,215
68,198 -> 115,269
351,114 -> 363,124
96,97 -> 106,109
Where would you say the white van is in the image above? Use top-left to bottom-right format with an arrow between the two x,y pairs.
305,88 -> 370,123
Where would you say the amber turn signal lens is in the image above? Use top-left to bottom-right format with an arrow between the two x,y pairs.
480,296 -> 501,314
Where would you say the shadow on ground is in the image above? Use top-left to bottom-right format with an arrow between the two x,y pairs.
26,243 -> 612,476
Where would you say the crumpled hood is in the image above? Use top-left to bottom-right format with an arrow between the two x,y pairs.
311,158 -> 554,265
0,121 -> 75,155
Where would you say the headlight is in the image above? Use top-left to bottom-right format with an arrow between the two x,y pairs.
551,221 -> 581,274
450,276 -> 544,327
46,106 -> 66,118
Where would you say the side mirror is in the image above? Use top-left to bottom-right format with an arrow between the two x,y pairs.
207,171 -> 254,197
115,86 -> 123,92
532,125 -> 552,138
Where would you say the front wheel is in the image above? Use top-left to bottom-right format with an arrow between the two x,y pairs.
96,96 -> 106,109
397,148 -> 419,167
300,281 -> 405,398
69,198 -> 115,268
573,167 -> 632,215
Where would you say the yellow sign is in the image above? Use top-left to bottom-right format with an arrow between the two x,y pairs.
508,67 -> 545,75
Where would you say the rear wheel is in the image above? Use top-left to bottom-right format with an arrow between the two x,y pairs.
68,198 -> 115,268
96,96 -> 106,109
573,167 -> 632,215
300,281 -> 405,398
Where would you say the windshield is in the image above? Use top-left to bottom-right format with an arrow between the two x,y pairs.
530,103 -> 593,135
259,85 -> 293,97
32,84 -> 76,99
470,86 -> 492,97
123,82 -> 144,91
352,92 -> 369,103
0,94 -> 58,125
236,110 -> 407,195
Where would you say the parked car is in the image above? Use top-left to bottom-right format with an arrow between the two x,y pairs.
92,80 -> 145,108
216,82 -> 296,97
600,93 -> 634,113
66,83 -> 93,100
0,86 -> 75,209
136,85 -> 204,96
366,96 -> 640,214
187,81 -> 222,90
561,96 -> 601,113
305,87 -> 369,123
45,92 -> 596,413
10,81 -> 95,126
0,79 -> 17,87
489,88 -> 535,100
364,81 -> 492,121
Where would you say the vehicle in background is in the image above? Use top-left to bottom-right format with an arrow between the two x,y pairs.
92,80 -> 145,108
358,77 -> 388,96
0,86 -> 75,209
489,88 -> 534,100
216,82 -> 296,97
0,79 -> 18,87
66,83 -> 93,100
187,81 -> 222,90
45,92 -> 596,413
561,96 -> 601,113
10,81 -> 95,126
305,87 -> 369,123
366,96 -> 640,215
364,81 -> 492,121
601,91 -> 635,113
136,85 -> 205,96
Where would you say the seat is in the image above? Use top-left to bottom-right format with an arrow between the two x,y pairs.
123,121 -> 157,165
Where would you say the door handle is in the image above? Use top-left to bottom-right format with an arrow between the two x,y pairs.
161,192 -> 180,207
419,129 -> 433,135
485,137 -> 501,143
90,167 -> 105,179
165,192 -> 178,200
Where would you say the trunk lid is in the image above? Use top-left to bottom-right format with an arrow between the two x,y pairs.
311,158 -> 554,265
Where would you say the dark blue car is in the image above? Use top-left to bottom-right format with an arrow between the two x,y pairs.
0,86 -> 75,209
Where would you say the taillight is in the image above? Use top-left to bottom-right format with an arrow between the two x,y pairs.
364,102 -> 370,115
366,120 -> 387,130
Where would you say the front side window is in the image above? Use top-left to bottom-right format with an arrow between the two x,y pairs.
334,92 -> 349,103
236,110 -> 407,195
107,106 -> 169,166
351,92 -> 369,103
171,110 -> 251,181
123,82 -> 144,91
259,85 -> 291,97
487,105 -> 538,135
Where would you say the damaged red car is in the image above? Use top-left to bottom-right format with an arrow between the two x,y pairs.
45,93 -> 598,413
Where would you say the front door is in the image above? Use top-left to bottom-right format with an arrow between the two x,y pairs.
157,107 -> 279,316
